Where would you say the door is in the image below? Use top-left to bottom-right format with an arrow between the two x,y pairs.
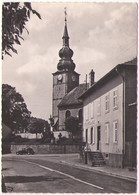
97,126 -> 101,150
85,129 -> 88,143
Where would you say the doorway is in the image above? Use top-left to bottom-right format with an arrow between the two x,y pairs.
97,126 -> 101,150
85,129 -> 88,143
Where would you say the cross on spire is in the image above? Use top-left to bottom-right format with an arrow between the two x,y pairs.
64,7 -> 67,24
57,7 -> 76,71
62,7 -> 69,47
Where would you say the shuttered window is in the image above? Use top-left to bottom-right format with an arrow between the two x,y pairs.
113,121 -> 118,143
105,94 -> 110,113
113,89 -> 118,110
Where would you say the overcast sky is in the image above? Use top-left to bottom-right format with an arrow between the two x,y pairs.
2,2 -> 137,121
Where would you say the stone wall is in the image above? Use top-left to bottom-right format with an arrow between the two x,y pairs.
11,144 -> 80,154
16,133 -> 42,139
53,131 -> 71,140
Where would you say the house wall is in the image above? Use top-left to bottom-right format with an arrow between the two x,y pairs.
124,67 -> 137,167
125,68 -> 137,141
82,75 -> 124,167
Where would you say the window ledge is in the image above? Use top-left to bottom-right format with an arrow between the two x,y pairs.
113,107 -> 118,111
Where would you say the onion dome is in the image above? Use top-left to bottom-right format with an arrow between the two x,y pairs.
59,46 -> 73,59
57,9 -> 76,71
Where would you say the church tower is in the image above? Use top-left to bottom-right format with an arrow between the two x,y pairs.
52,9 -> 80,127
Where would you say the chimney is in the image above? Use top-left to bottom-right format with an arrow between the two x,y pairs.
89,69 -> 95,87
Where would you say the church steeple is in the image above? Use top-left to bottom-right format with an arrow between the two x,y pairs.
62,8 -> 69,47
57,8 -> 76,72
52,9 -> 80,126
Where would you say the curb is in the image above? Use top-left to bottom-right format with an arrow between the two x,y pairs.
60,160 -> 137,182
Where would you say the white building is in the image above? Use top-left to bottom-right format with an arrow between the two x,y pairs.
80,58 -> 137,168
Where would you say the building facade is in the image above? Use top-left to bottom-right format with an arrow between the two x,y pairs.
80,58 -> 137,168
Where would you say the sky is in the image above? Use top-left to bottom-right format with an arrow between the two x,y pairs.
2,2 -> 137,121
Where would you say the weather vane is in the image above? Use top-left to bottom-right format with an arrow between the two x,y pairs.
64,7 -> 67,23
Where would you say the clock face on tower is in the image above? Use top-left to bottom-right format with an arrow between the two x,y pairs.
58,74 -> 63,81
72,75 -> 76,81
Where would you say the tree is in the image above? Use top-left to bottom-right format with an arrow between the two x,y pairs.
65,116 -> 79,139
2,84 -> 31,132
28,117 -> 50,139
2,2 -> 41,59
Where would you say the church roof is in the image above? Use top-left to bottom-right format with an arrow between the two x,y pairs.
58,83 -> 88,108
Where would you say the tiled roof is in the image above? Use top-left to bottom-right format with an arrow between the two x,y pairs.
122,57 -> 137,65
79,57 -> 137,100
58,83 -> 88,107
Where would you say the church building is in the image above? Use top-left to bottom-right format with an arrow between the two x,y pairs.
52,11 -> 88,135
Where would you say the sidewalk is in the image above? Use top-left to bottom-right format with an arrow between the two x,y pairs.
59,154 -> 137,182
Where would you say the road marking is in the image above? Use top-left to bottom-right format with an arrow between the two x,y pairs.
21,159 -> 104,190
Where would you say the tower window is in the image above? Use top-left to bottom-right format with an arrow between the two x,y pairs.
65,110 -> 71,119
78,109 -> 83,123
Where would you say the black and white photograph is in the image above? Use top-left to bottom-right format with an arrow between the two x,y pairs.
2,1 -> 137,193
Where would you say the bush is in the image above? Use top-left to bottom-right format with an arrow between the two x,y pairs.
12,135 -> 22,142
41,137 -> 51,143
57,137 -> 79,144
2,143 -> 11,154
11,135 -> 30,143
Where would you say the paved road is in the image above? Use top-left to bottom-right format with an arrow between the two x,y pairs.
2,154 -> 136,193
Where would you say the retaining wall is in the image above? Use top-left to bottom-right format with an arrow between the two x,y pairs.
11,144 -> 80,154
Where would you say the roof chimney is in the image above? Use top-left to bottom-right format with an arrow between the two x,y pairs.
89,69 -> 95,87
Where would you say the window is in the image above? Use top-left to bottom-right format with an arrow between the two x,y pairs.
105,123 -> 109,144
105,94 -> 110,113
90,102 -> 94,118
65,110 -> 71,119
86,129 -> 88,143
97,98 -> 101,116
113,121 -> 118,143
78,109 -> 83,123
91,127 -> 95,144
113,89 -> 118,109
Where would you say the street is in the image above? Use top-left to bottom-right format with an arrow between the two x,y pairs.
2,154 -> 136,193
